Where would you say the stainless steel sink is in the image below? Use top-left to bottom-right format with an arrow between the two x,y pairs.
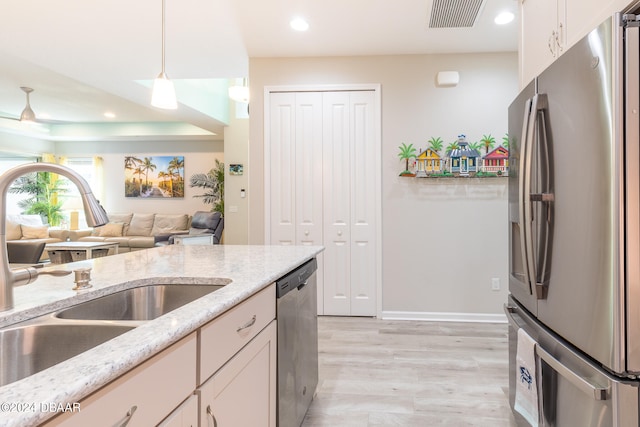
0,322 -> 135,387
55,283 -> 228,321
0,282 -> 230,387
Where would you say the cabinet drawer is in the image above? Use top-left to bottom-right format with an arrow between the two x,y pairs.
198,321 -> 277,427
199,284 -> 275,384
44,333 -> 196,427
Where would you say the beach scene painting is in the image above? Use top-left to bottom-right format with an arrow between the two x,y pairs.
124,155 -> 185,198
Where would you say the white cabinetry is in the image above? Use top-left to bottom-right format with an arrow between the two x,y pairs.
519,0 -> 566,87
44,334 -> 197,427
158,395 -> 198,427
267,89 -> 379,316
519,0 -> 636,88
42,283 -> 277,427
198,321 -> 277,427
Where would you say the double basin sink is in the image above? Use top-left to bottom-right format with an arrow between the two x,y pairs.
0,281 -> 230,387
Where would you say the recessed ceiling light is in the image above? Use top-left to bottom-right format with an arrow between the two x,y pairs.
104,112 -> 116,118
290,16 -> 309,31
494,11 -> 514,25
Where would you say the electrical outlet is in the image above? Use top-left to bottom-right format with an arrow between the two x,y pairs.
491,277 -> 500,291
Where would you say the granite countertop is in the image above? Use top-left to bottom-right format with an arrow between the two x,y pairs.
0,244 -> 323,427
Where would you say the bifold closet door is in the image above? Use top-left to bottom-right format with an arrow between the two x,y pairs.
268,90 -> 377,316
322,91 -> 376,316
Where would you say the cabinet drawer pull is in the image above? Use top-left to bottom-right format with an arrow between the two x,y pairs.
206,405 -> 218,427
116,405 -> 137,427
237,314 -> 257,332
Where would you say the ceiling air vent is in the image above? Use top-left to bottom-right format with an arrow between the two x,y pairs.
428,0 -> 485,28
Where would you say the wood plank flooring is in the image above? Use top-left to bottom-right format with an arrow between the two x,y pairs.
302,316 -> 518,427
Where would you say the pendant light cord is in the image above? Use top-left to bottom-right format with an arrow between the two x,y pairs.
161,0 -> 167,75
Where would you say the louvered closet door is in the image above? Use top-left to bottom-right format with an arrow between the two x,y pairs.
323,91 -> 376,316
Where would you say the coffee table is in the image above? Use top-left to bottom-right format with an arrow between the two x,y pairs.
44,242 -> 120,264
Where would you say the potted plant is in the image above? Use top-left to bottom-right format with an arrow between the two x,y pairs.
189,159 -> 225,215
397,143 -> 417,177
8,171 -> 68,226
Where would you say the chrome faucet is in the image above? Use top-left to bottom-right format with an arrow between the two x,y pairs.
0,163 -> 108,311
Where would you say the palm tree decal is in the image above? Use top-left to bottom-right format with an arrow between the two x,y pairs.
468,141 -> 482,152
427,137 -> 443,154
397,143 -> 417,174
446,141 -> 459,154
480,134 -> 496,154
502,133 -> 510,149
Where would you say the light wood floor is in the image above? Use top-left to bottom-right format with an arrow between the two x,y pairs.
301,316 -> 518,427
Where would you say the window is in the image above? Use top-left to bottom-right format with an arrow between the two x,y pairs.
62,158 -> 103,229
0,156 -> 38,216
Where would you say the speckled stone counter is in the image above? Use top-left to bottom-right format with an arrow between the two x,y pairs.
0,244 -> 322,427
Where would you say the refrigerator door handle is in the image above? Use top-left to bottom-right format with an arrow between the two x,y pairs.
536,346 -> 610,401
523,94 -> 554,300
518,97 -> 534,295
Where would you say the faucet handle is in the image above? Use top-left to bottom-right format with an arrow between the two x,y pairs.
39,270 -> 72,277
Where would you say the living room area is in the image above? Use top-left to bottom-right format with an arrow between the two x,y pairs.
0,124 -> 239,266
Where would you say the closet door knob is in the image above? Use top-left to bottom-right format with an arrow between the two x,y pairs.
338,231 -> 343,236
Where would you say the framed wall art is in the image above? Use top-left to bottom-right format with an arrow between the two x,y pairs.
124,155 -> 185,198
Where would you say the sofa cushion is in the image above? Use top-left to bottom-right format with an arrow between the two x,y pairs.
6,220 -> 22,241
127,213 -> 155,237
152,214 -> 189,235
191,211 -> 221,230
21,225 -> 48,239
96,222 -> 124,237
127,236 -> 156,248
101,213 -> 133,235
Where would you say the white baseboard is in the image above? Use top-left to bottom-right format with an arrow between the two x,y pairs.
381,310 -> 507,323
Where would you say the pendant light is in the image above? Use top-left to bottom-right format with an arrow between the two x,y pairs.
19,87 -> 36,122
151,0 -> 177,109
228,78 -> 250,103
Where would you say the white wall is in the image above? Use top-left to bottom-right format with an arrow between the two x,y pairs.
222,104 -> 249,244
248,53 -> 518,318
55,139 -> 223,215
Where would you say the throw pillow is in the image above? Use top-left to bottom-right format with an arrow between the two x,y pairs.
20,225 -> 48,239
6,220 -> 22,240
96,222 -> 124,237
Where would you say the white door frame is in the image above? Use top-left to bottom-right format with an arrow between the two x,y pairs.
264,84 -> 382,318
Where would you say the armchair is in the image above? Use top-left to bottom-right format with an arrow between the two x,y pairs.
155,211 -> 223,246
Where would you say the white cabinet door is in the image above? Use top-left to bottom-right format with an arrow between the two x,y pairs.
198,321 -> 277,427
519,0 -> 561,87
158,395 -> 198,427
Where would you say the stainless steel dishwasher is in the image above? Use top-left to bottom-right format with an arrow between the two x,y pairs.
276,257 -> 318,427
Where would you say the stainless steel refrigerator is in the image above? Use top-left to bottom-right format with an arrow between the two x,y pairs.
507,12 -> 640,426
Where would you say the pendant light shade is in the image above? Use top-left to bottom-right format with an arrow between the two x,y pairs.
152,72 -> 177,109
19,87 -> 36,122
151,0 -> 177,109
228,78 -> 249,103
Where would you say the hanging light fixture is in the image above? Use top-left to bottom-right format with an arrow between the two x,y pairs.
228,78 -> 250,103
151,0 -> 177,109
19,87 -> 36,122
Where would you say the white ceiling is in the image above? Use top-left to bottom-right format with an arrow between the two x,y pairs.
0,0 -> 518,142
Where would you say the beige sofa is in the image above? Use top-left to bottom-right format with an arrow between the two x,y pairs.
69,213 -> 191,253
6,215 -> 70,261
